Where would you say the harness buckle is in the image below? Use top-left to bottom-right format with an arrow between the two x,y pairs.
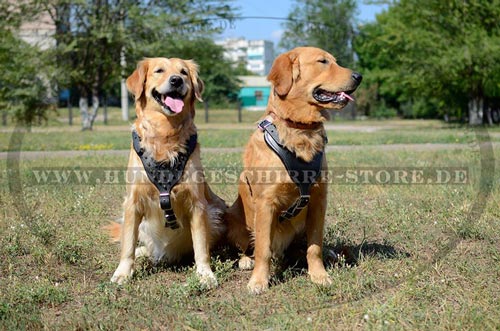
258,118 -> 273,131
279,195 -> 310,222
296,195 -> 310,208
160,193 -> 178,229
159,192 -> 173,211
164,212 -> 179,229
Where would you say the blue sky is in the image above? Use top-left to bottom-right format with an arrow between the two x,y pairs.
219,0 -> 387,44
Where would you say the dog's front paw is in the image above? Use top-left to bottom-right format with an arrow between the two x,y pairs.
238,256 -> 254,270
309,271 -> 332,286
111,270 -> 133,285
247,275 -> 269,295
197,269 -> 218,290
111,261 -> 134,285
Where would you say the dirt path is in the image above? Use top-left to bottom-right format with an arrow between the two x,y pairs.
1,142 -> 498,160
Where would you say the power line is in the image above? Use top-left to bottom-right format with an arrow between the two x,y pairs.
180,15 -> 338,29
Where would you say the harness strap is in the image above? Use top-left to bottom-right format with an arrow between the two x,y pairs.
258,119 -> 324,222
132,130 -> 197,229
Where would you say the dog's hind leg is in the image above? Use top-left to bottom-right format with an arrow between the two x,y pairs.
225,195 -> 253,269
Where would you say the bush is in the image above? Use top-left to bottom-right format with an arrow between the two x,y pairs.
371,100 -> 397,119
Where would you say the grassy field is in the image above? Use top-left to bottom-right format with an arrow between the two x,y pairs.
0,117 -> 499,330
1,116 -> 500,152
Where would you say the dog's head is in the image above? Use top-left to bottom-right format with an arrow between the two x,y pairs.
126,57 -> 204,117
267,47 -> 362,117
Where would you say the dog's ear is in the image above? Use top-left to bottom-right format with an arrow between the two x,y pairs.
185,60 -> 204,102
267,51 -> 299,97
193,77 -> 204,102
126,59 -> 149,100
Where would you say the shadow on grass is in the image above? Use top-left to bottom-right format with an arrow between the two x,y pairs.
273,238 -> 411,284
130,239 -> 410,288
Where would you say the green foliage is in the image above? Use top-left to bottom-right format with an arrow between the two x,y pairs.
371,100 -> 397,119
354,0 -> 500,121
55,240 -> 85,265
21,0 -> 239,125
0,29 -> 55,126
280,0 -> 357,66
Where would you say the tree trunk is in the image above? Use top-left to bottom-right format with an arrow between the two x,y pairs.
468,96 -> 483,125
484,107 -> 493,125
120,47 -> 129,121
80,94 -> 90,130
89,88 -> 99,128
79,88 -> 99,131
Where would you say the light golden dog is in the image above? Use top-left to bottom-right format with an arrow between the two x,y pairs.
108,57 -> 225,288
225,47 -> 362,294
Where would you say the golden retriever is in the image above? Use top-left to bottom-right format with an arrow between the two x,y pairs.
225,47 -> 362,294
108,57 -> 225,288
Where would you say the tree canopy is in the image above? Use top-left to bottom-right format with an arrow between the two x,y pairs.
354,0 -> 500,123
1,0 -> 241,127
48,0 -> 239,129
280,0 -> 357,67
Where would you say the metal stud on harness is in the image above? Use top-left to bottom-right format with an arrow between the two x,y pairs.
258,118 -> 325,222
132,130 -> 197,229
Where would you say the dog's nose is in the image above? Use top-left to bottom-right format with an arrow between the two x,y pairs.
169,75 -> 183,88
351,72 -> 363,85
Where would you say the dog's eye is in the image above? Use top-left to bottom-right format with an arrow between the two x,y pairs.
154,68 -> 164,74
180,69 -> 188,76
318,59 -> 329,64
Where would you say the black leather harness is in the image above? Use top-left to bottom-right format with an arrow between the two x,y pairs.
258,119 -> 325,222
132,130 -> 197,229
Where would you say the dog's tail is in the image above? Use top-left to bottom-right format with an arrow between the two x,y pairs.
103,220 -> 122,242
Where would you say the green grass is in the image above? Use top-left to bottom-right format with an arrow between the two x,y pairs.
0,106 -> 264,128
1,129 -> 499,330
2,119 -> 498,152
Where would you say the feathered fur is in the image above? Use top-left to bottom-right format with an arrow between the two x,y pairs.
225,47 -> 362,294
108,57 -> 226,288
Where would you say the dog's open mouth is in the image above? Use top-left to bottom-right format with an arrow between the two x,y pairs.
152,89 -> 185,114
313,87 -> 355,104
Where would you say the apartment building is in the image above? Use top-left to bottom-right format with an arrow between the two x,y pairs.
216,38 -> 274,76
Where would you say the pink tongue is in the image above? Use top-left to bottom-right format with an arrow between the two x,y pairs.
164,96 -> 184,113
337,92 -> 354,101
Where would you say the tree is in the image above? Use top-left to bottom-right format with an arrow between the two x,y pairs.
124,1 -> 240,106
354,0 -> 500,124
280,0 -> 357,67
38,0 -> 237,130
0,3 -> 55,127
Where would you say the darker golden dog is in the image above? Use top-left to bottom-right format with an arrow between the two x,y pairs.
108,57 -> 225,288
225,47 -> 362,294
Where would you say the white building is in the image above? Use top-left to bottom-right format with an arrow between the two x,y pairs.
17,11 -> 56,50
216,38 -> 274,76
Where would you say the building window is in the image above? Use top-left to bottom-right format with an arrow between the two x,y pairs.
248,54 -> 263,60
255,90 -> 263,101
